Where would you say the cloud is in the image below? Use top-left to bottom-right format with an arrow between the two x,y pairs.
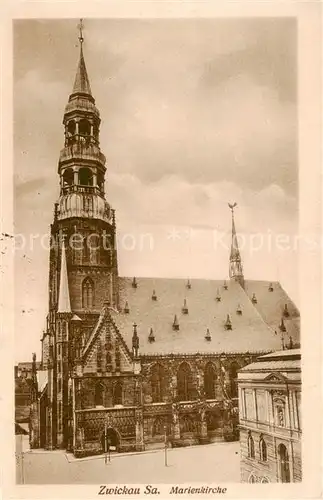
13,19 -> 298,362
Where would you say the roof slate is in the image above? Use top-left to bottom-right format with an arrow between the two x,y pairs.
108,277 -> 299,356
244,280 -> 300,340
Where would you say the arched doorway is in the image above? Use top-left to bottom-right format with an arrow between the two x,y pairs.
278,443 -> 290,483
101,427 -> 120,452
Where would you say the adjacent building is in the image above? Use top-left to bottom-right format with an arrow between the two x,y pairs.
25,27 -> 300,457
238,349 -> 301,483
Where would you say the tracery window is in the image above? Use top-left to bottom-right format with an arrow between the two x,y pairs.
177,362 -> 194,402
113,381 -> 123,406
204,362 -> 217,399
229,361 -> 240,398
95,382 -> 104,406
115,348 -> 121,371
151,363 -> 165,403
106,352 -> 112,371
82,277 -> 94,309
247,431 -> 255,458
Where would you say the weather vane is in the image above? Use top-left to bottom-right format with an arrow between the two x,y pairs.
228,202 -> 237,214
78,18 -> 84,45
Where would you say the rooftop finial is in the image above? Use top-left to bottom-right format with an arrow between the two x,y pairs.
78,18 -> 84,46
228,202 -> 244,288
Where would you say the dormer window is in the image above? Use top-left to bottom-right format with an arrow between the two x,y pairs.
283,304 -> 290,317
205,328 -> 211,341
224,314 -> 232,330
148,328 -> 155,343
186,279 -> 191,290
216,289 -> 221,302
173,315 -> 179,331
268,282 -> 274,292
132,277 -> 137,288
151,290 -> 157,301
279,318 -> 286,333
223,280 -> 228,290
124,301 -> 130,314
236,304 -> 242,315
251,293 -> 257,304
182,299 -> 188,315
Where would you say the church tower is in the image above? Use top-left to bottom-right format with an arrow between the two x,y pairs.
228,203 -> 244,288
44,22 -> 119,449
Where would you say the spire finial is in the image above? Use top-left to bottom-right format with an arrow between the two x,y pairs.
228,202 -> 244,287
78,18 -> 84,46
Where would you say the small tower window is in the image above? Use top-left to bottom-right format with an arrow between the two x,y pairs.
82,277 -> 94,309
79,119 -> 91,136
63,168 -> 74,187
79,168 -> 93,186
67,120 -> 76,136
97,172 -> 104,191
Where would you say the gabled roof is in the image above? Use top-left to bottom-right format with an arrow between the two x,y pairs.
110,277 -> 296,356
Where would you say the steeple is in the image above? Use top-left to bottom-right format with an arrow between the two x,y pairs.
57,240 -> 71,313
71,19 -> 93,100
228,202 -> 244,287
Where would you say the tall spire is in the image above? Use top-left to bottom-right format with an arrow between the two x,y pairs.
71,19 -> 92,99
228,202 -> 244,287
58,240 -> 71,313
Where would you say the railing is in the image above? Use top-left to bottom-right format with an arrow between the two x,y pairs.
61,184 -> 102,196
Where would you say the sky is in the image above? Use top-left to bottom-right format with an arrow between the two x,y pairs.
13,18 -> 298,363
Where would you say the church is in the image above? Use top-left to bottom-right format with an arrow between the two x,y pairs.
28,27 -> 300,457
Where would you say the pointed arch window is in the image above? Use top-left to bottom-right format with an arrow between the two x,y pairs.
247,431 -> 255,459
177,362 -> 194,402
229,361 -> 240,398
204,362 -> 217,399
113,381 -> 123,406
151,364 -> 166,403
115,348 -> 121,371
106,352 -> 112,372
95,382 -> 104,407
259,435 -> 267,462
82,277 -> 94,309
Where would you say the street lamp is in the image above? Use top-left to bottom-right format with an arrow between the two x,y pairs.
164,425 -> 168,467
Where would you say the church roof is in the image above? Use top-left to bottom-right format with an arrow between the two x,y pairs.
244,280 -> 300,340
108,277 -> 300,356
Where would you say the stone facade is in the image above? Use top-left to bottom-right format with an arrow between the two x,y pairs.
238,349 -> 301,483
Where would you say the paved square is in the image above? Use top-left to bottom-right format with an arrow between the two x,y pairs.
18,442 -> 240,484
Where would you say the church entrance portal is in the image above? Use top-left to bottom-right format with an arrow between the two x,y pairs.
101,427 -> 119,453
